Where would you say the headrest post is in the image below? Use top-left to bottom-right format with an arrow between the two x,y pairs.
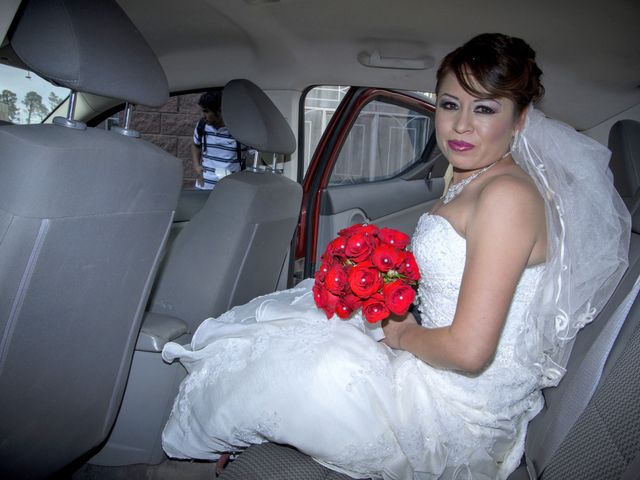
269,153 -> 283,174
52,91 -> 86,130
67,91 -> 78,121
123,103 -> 132,129
112,102 -> 141,138
247,150 -> 264,173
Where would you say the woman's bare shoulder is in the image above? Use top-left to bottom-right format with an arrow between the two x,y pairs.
477,166 -> 543,215
468,166 -> 546,246
468,166 -> 547,264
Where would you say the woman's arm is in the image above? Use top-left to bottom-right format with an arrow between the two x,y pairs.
383,175 -> 546,373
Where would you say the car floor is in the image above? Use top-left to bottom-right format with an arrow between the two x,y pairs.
70,459 -> 216,480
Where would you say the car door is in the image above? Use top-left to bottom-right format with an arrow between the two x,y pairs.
297,87 -> 447,280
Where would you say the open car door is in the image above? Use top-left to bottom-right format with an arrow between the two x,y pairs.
297,87 -> 447,279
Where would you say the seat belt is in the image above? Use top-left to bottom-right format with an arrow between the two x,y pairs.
526,275 -> 640,479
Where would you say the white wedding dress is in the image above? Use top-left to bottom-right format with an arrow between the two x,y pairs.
162,213 -> 546,479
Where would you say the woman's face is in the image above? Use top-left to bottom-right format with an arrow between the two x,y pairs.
435,72 -> 522,172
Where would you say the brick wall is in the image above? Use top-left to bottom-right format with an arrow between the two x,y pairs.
121,93 -> 203,188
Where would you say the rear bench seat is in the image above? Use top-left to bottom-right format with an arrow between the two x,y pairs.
220,120 -> 640,480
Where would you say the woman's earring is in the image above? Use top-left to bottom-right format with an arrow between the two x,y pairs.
511,130 -> 520,150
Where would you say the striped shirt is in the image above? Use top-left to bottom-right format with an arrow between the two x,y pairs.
194,123 -> 253,190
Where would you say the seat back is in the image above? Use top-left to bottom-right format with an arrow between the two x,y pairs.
540,273 -> 640,479
0,0 -> 181,477
510,120 -> 640,479
609,120 -> 640,215
148,79 -> 302,332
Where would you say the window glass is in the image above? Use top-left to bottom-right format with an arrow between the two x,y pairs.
100,90 -> 267,191
303,86 -> 349,174
98,92 -> 205,189
0,64 -> 70,124
329,100 -> 431,185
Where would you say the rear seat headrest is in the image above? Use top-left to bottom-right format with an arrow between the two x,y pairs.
11,0 -> 168,107
222,79 -> 296,155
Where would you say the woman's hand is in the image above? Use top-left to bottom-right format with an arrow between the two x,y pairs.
382,312 -> 420,350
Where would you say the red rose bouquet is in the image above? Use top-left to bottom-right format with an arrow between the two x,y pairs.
313,223 -> 420,323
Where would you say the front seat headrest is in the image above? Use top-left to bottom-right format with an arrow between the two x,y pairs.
222,78 -> 296,155
11,0 -> 168,107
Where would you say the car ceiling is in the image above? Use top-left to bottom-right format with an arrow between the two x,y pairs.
4,0 -> 640,131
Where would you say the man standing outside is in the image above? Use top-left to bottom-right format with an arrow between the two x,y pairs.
192,91 -> 253,189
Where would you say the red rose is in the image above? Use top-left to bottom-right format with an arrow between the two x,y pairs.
383,281 -> 416,316
315,258 -> 336,282
313,282 -> 339,318
359,224 -> 380,237
343,292 -> 363,311
326,236 -> 348,259
348,263 -> 383,298
335,300 -> 353,319
338,223 -> 379,239
345,232 -> 377,262
338,223 -> 366,237
371,243 -> 403,273
398,251 -> 420,281
362,295 -> 390,323
378,228 -> 410,250
324,264 -> 348,295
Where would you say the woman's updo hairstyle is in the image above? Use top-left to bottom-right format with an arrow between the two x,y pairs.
436,33 -> 544,115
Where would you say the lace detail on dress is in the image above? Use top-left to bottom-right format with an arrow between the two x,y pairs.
345,346 -> 393,392
231,410 -> 282,444
162,212 -> 546,479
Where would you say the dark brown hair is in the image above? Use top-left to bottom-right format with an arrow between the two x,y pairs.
436,33 -> 544,115
198,90 -> 222,112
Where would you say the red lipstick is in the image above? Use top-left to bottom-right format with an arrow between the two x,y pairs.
448,140 -> 474,152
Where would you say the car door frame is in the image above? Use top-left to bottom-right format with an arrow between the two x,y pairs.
295,87 -> 445,280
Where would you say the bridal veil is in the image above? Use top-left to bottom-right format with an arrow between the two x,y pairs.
512,107 -> 631,387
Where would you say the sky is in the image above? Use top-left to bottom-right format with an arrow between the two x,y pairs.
0,63 -> 70,123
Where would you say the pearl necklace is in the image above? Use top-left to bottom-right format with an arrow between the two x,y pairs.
441,161 -> 498,204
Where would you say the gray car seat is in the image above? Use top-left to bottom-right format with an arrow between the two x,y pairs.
220,121 -> 640,480
0,0 -> 181,478
147,78 -> 302,333
88,79 -> 303,467
609,120 -> 640,216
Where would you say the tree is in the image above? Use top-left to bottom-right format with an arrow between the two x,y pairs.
1,89 -> 19,122
22,91 -> 48,124
48,91 -> 62,111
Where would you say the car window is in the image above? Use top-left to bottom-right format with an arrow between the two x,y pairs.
329,99 -> 431,186
302,85 -> 350,175
98,92 -> 205,189
0,64 -> 70,124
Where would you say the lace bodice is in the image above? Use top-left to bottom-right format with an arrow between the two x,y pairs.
413,214 -> 544,327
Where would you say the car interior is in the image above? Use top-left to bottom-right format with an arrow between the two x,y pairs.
0,0 -> 638,479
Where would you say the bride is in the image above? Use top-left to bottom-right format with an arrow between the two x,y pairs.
161,33 -> 630,479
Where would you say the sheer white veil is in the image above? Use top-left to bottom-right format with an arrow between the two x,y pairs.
512,107 -> 631,387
